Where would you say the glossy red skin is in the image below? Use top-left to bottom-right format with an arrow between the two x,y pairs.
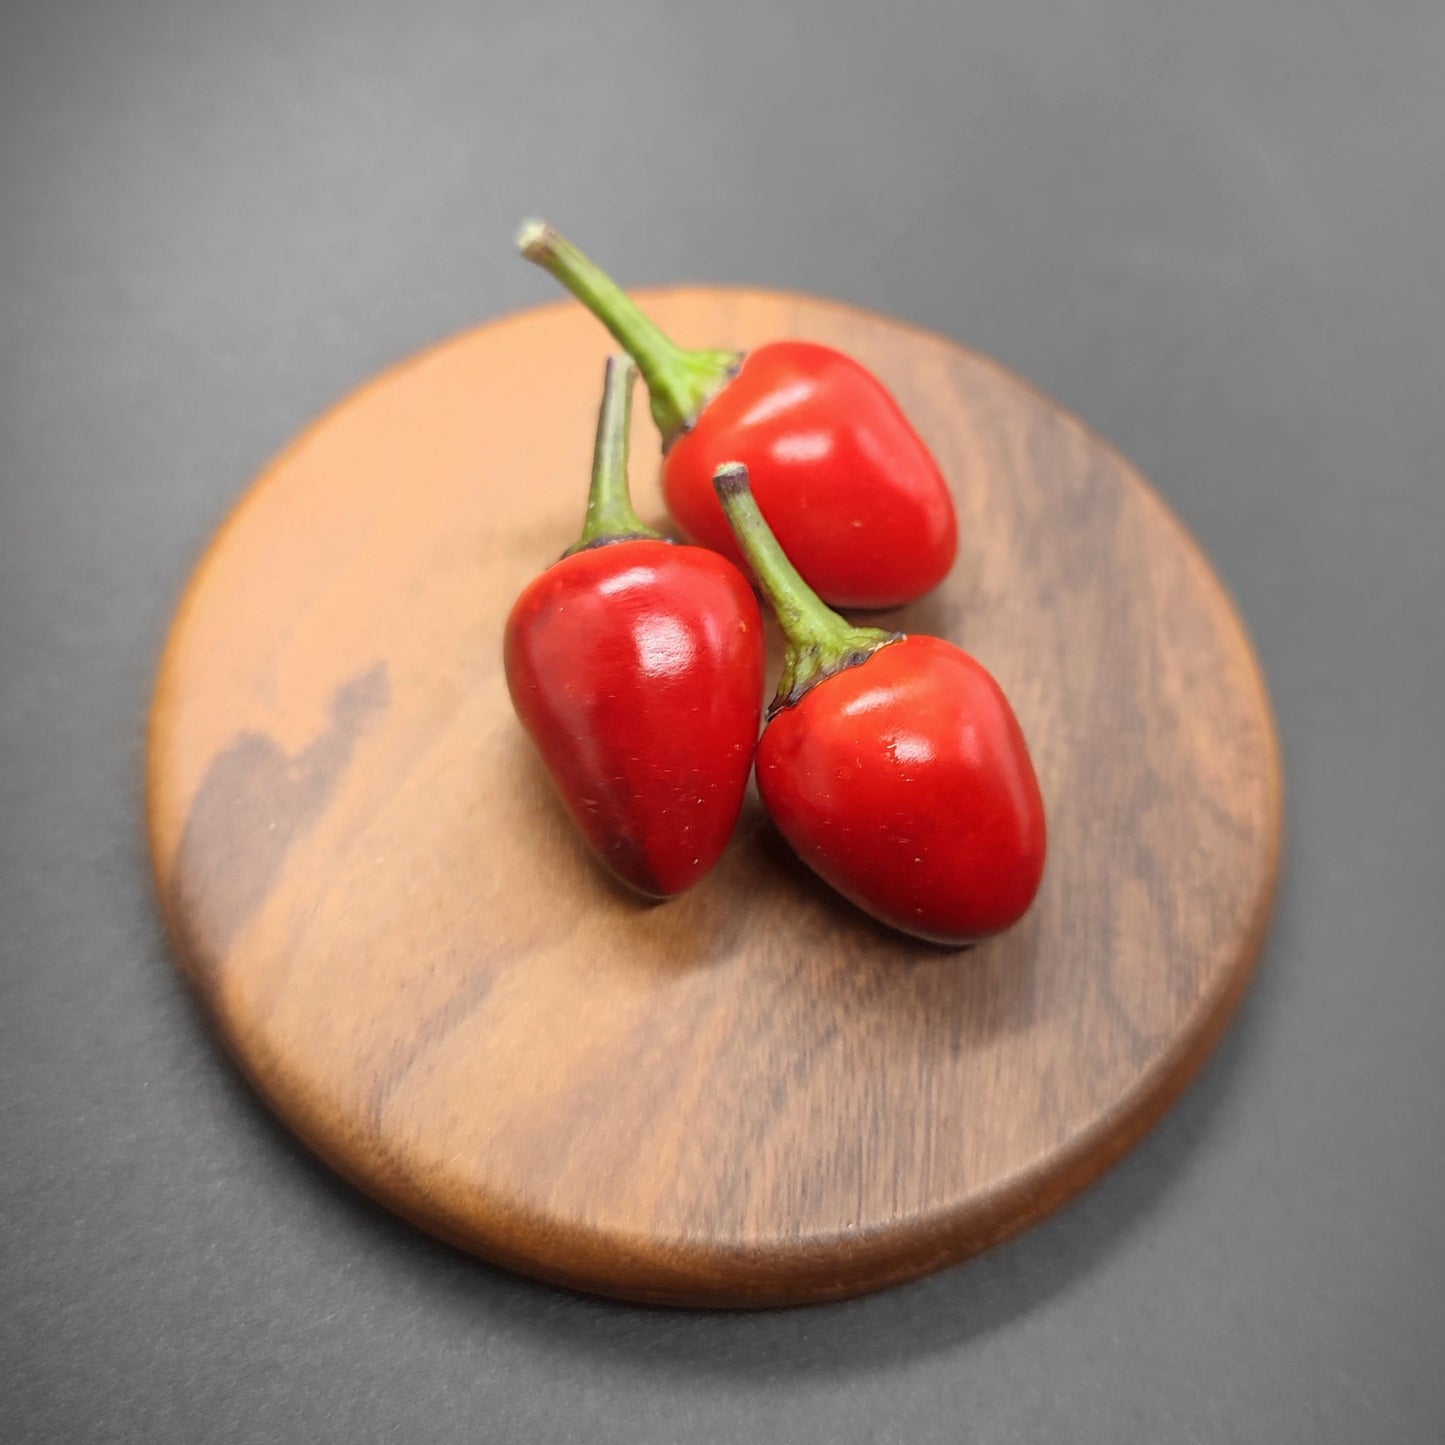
663,342 -> 957,609
505,539 -> 764,898
756,636 -> 1046,945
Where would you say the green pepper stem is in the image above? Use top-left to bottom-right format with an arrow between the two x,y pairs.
712,463 -> 899,714
516,220 -> 741,446
564,355 -> 662,556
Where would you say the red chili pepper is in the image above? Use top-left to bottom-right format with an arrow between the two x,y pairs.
517,222 -> 957,611
504,359 -> 765,897
712,462 -> 1045,945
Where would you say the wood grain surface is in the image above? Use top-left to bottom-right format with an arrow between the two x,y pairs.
146,290 -> 1283,1307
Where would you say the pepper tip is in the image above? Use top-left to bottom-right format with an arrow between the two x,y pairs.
604,353 -> 637,387
515,218 -> 553,259
712,462 -> 751,501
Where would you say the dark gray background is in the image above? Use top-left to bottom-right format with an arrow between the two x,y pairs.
3,0 -> 1442,1440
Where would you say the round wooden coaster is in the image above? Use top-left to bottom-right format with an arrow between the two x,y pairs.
147,290 -> 1282,1307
